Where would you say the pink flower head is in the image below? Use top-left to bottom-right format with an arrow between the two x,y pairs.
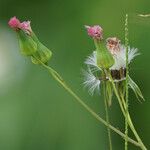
106,37 -> 121,54
85,25 -> 103,40
8,17 -> 32,35
20,21 -> 32,34
8,16 -> 21,29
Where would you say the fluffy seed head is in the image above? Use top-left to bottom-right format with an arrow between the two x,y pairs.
85,46 -> 139,71
83,68 -> 101,95
110,45 -> 139,70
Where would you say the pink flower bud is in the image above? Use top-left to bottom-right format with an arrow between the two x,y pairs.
20,21 -> 32,34
106,37 -> 120,55
8,16 -> 21,29
85,25 -> 103,40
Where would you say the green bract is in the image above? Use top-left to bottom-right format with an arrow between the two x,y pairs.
31,42 -> 52,64
17,30 -> 37,56
94,39 -> 114,69
30,32 -> 52,64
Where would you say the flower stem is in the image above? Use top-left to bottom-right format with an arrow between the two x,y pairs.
107,70 -> 147,150
125,13 -> 129,150
35,60 -> 140,147
103,82 -> 113,150
121,93 -> 147,150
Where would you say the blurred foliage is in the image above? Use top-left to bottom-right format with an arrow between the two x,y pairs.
0,0 -> 150,149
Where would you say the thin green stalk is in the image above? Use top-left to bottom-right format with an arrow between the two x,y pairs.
125,13 -> 129,150
103,82 -> 113,150
35,59 -> 140,147
107,70 -> 147,150
120,92 -> 147,150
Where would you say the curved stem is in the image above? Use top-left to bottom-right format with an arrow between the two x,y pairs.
103,82 -> 113,150
37,61 -> 140,147
107,70 -> 147,150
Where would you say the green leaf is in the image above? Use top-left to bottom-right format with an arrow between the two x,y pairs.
128,76 -> 145,102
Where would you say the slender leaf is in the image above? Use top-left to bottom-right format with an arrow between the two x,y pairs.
128,76 -> 145,102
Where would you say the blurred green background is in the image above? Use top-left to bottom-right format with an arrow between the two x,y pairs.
0,0 -> 150,149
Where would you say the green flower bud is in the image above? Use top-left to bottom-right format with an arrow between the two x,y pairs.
94,39 -> 114,69
8,17 -> 52,64
17,30 -> 37,56
28,31 -> 52,64
31,41 -> 52,64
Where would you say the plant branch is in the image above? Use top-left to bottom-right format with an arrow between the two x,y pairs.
34,59 -> 140,147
